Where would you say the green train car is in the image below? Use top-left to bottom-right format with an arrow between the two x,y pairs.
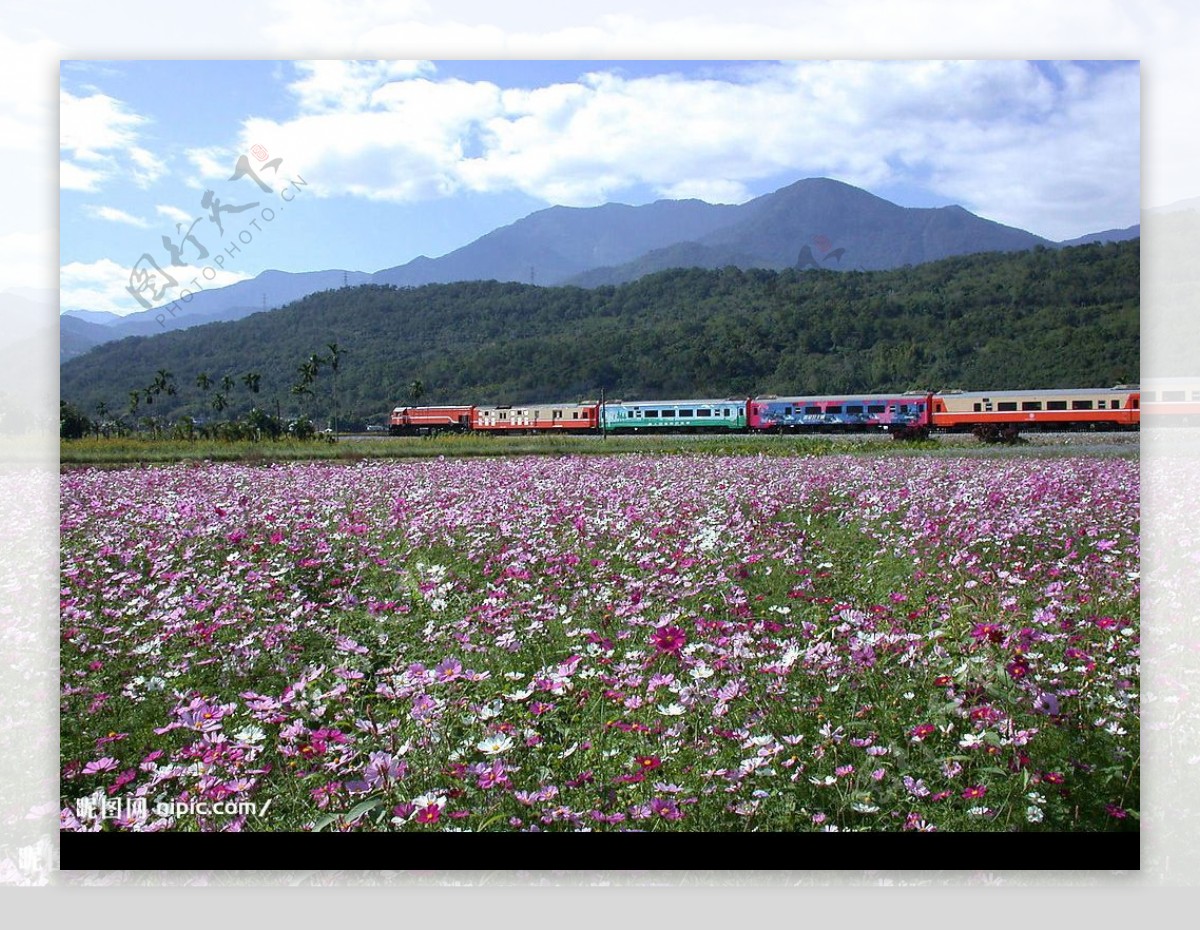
601,398 -> 748,433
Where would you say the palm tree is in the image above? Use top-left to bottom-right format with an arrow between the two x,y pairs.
408,380 -> 425,404
242,372 -> 261,395
154,369 -> 177,397
326,344 -> 340,437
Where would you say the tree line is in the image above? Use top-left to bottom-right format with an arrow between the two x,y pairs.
60,239 -> 1139,433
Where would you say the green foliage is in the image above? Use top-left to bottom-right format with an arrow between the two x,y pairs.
60,400 -> 93,440
61,241 -> 1139,423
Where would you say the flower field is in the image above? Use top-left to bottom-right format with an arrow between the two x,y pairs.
60,453 -> 1139,832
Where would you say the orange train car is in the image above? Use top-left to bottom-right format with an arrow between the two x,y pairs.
929,387 -> 1140,432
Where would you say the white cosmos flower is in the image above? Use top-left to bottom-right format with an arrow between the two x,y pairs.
476,734 -> 514,755
657,703 -> 686,716
232,725 -> 266,745
412,791 -> 446,810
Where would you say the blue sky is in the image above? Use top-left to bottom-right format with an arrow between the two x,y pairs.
59,59 -> 1141,315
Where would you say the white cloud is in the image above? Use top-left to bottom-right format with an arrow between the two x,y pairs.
188,59 -> 1136,239
657,178 -> 751,205
289,59 -> 435,113
184,145 -> 238,188
156,204 -> 195,224
60,89 -> 166,191
60,257 -> 251,316
60,90 -> 144,161
59,159 -> 103,192
85,205 -> 151,228
129,146 -> 166,187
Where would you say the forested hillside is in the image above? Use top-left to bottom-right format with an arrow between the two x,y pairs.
60,240 -> 1138,428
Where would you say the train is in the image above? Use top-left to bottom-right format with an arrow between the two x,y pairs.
389,386 -> 1141,439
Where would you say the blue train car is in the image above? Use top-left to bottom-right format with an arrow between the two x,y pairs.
748,393 -> 933,432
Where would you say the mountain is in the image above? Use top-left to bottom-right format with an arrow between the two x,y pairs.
67,268 -> 376,344
1059,225 -> 1141,247
60,314 -> 115,362
568,179 -> 1057,286
372,198 -> 741,287
60,177 -> 1133,357
61,309 -> 124,326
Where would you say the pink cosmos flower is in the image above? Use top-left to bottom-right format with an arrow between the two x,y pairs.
433,657 -> 463,683
415,804 -> 441,825
909,723 -> 936,741
364,751 -> 406,788
650,625 -> 687,656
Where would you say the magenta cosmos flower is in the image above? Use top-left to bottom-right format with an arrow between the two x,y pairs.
650,625 -> 687,656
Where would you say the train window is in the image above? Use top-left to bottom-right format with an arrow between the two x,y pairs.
1143,392 -> 1156,402
1193,392 -> 1200,401
1072,400 -> 1094,410
1047,401 -> 1067,410
697,409 -> 711,417
973,403 -> 982,412
805,406 -> 820,414
679,410 -> 694,417
785,407 -> 793,416
661,410 -> 676,418
645,410 -> 658,418
827,406 -> 843,414
998,402 -> 1017,412
1097,401 -> 1106,409
847,405 -> 863,415
868,404 -> 885,414
1165,391 -> 1186,402
1021,402 -> 1042,411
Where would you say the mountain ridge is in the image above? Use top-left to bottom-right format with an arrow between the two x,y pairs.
62,177 -> 1137,358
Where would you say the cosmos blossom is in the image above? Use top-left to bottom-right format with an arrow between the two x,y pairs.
650,625 -> 687,656
59,453 -> 1138,833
